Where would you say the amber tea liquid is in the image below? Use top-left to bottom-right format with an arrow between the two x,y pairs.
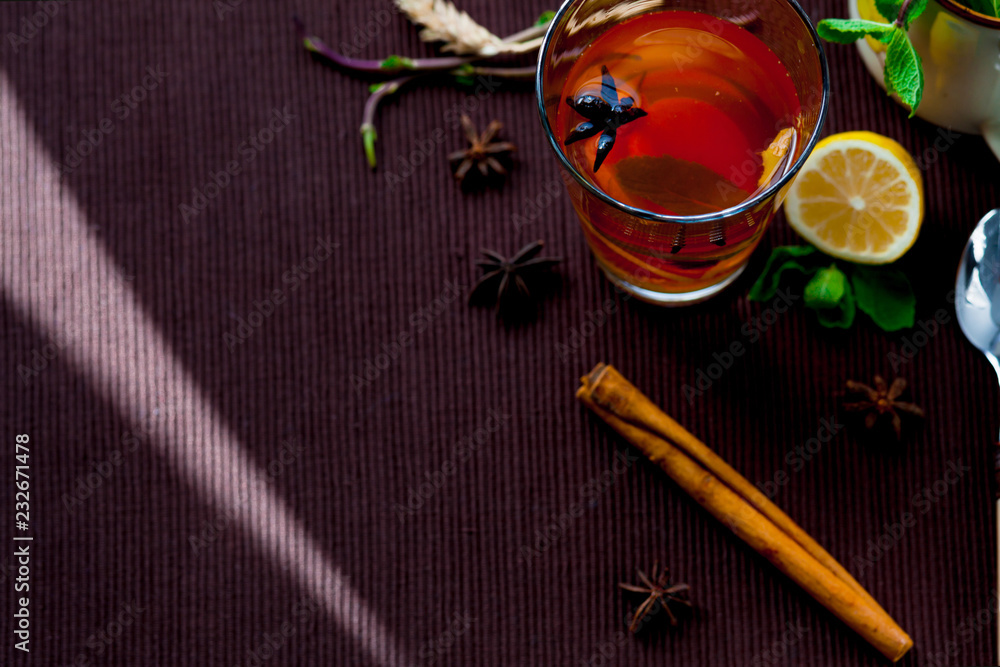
556,10 -> 802,294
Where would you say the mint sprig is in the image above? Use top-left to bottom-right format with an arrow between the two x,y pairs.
748,245 -> 915,331
817,19 -> 894,43
884,29 -> 924,117
747,246 -> 820,301
851,266 -> 916,331
805,265 -> 856,328
817,0 -> 930,115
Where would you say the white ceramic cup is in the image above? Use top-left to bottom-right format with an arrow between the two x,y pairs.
848,0 -> 1000,158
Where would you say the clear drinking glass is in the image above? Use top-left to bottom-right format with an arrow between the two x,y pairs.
536,0 -> 830,305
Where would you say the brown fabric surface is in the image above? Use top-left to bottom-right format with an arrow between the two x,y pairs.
0,1 -> 997,665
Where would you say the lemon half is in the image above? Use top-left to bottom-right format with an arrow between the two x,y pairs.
784,131 -> 924,264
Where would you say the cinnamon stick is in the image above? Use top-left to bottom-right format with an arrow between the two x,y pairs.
583,363 -> 884,613
577,363 -> 912,662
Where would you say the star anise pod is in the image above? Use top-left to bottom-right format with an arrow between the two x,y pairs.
619,563 -> 691,633
469,240 -> 561,316
448,115 -> 516,184
564,65 -> 647,172
845,375 -> 925,439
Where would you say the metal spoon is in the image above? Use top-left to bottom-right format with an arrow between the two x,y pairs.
954,208 -> 1000,662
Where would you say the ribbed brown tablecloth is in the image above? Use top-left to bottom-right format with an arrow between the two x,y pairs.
0,1 -> 997,665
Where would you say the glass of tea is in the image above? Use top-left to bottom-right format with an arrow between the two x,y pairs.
536,0 -> 829,305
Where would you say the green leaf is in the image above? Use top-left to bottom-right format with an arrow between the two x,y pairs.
817,18 -> 894,44
901,0 -> 929,26
380,54 -> 415,70
804,265 -> 848,310
875,0 -> 902,21
368,83 -> 385,94
813,280 -> 856,328
850,266 -> 916,331
535,10 -> 556,26
451,63 -> 476,87
884,28 -> 924,115
965,0 -> 1000,16
748,246 -> 821,301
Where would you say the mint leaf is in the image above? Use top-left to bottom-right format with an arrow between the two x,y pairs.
884,28 -> 924,115
804,265 -> 848,310
901,0 -> 929,27
535,10 -> 556,26
813,280 -> 856,328
817,18 -> 894,43
965,0 -> 1000,16
748,246 -> 820,301
875,0 -> 902,21
850,266 -> 916,331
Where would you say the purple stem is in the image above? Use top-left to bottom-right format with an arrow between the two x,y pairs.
893,0 -> 915,27
360,75 -> 423,169
464,66 -> 537,79
293,16 -> 474,77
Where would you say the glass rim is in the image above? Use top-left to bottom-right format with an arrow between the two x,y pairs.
936,0 -> 1000,28
534,0 -> 831,225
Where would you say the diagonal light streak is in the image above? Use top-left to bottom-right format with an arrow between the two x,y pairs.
0,71 -> 410,667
